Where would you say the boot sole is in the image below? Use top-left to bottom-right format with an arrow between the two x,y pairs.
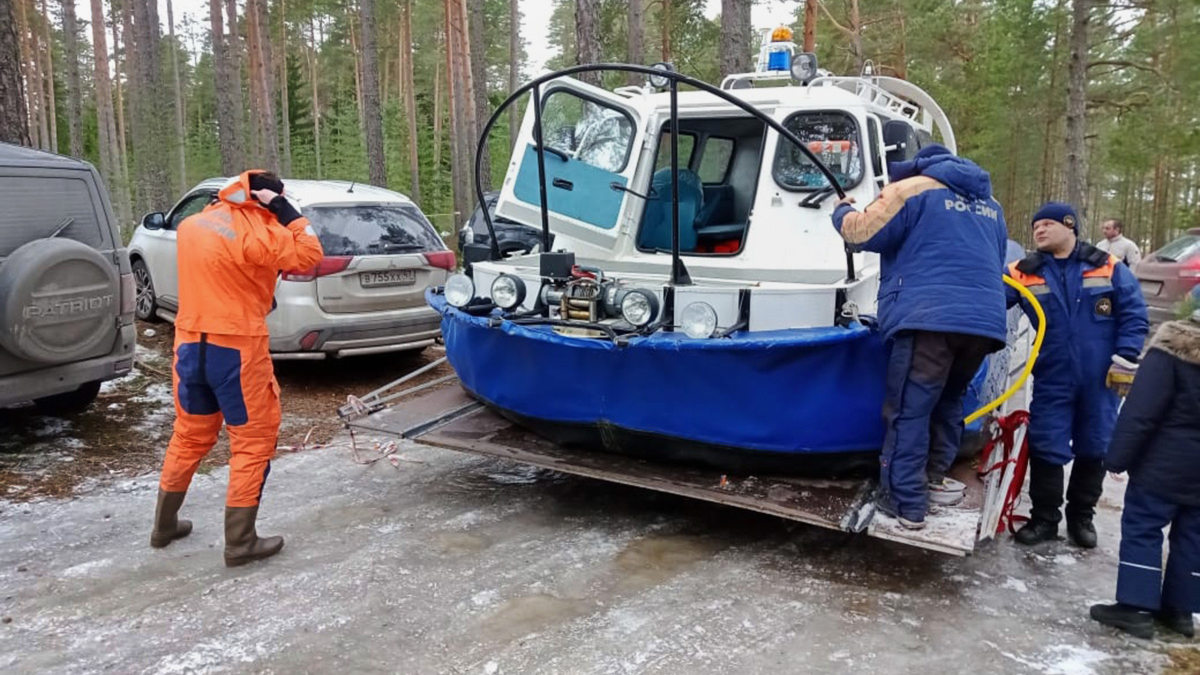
149,522 -> 193,548
224,541 -> 285,568
1091,609 -> 1154,639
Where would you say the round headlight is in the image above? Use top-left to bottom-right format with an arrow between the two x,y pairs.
681,302 -> 718,339
491,274 -> 526,310
445,274 -> 475,308
648,61 -> 674,89
619,289 -> 659,327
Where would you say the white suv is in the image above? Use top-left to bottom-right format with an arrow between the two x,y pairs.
128,178 -> 453,360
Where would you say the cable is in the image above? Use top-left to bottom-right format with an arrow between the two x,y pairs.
964,275 -> 1046,425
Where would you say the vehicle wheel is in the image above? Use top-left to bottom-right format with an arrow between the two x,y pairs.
132,258 -> 163,323
33,380 -> 102,416
0,239 -> 121,364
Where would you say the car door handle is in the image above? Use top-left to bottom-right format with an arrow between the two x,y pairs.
552,178 -> 574,191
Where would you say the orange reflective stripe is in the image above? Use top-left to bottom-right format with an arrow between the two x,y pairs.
1082,255 -> 1118,279
1006,262 -> 1045,287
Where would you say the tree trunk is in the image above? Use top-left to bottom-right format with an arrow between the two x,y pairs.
626,0 -> 643,84
60,0 -> 82,157
508,0 -> 520,146
26,0 -> 47,151
246,0 -> 279,171
574,0 -> 601,86
89,0 -> 130,221
433,57 -> 442,169
167,0 -> 186,187
1064,0 -> 1090,220
660,0 -> 671,61
444,0 -> 468,225
467,0 -> 490,191
279,0 -> 292,176
307,14 -> 321,179
0,0 -> 30,146
803,0 -> 817,52
719,0 -> 751,78
210,0 -> 242,174
39,0 -> 56,151
359,0 -> 387,187
401,0 -> 419,200
1038,0 -> 1068,203
129,0 -> 171,213
225,0 -> 246,168
349,19 -> 363,135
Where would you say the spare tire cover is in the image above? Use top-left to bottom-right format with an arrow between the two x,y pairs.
0,238 -> 120,364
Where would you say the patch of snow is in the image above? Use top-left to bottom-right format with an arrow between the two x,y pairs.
472,590 -> 499,608
483,661 -> 500,674
1043,645 -> 1110,675
32,418 -> 72,438
1002,577 -> 1029,593
143,329 -> 157,338
1053,554 -> 1078,567
61,558 -> 113,578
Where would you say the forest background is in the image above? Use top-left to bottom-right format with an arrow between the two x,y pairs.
0,0 -> 1196,249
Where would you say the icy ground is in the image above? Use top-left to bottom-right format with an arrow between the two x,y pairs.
0,431 -> 1195,674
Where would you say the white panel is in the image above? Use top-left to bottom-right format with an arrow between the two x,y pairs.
748,288 -> 836,331
672,286 -> 741,329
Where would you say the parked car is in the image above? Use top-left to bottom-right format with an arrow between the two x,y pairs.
458,191 -> 546,259
0,143 -> 137,413
1133,227 -> 1200,324
129,178 -> 454,360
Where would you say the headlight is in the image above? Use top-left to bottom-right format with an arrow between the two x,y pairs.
681,302 -> 718,339
618,288 -> 659,327
445,273 -> 475,308
490,274 -> 526,310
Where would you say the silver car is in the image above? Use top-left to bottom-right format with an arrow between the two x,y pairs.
128,178 -> 453,360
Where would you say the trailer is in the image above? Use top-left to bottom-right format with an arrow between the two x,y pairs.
340,368 -> 1020,557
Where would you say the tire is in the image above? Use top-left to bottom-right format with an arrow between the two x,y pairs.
0,239 -> 121,364
33,380 -> 102,416
132,258 -> 163,323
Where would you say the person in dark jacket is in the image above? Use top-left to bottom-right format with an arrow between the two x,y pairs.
1005,202 -> 1149,549
832,144 -> 1008,529
1089,309 -> 1200,639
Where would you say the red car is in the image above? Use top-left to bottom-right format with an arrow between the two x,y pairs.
1134,227 -> 1200,323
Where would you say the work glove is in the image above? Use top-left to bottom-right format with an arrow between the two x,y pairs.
1106,354 -> 1138,397
266,194 -> 303,227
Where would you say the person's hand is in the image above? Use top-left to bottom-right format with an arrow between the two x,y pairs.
251,188 -> 280,206
836,196 -> 856,208
1106,354 -> 1138,397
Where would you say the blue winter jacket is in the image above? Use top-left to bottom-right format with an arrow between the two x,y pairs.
832,153 -> 1009,345
1006,243 -> 1150,462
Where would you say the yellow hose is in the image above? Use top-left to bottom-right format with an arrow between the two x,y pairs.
963,275 -> 1046,425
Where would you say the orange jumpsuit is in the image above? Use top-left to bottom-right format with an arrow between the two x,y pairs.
159,171 -> 324,507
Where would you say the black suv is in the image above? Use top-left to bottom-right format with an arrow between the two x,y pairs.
458,191 -> 545,258
0,144 -> 137,414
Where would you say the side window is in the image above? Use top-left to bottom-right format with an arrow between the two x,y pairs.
654,131 -> 696,172
540,90 -> 635,173
168,192 -> 214,229
698,137 -> 735,184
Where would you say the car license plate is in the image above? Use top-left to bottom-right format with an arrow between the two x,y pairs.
1139,280 -> 1162,296
360,270 -> 416,288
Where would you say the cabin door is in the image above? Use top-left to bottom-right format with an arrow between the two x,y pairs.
496,77 -> 649,249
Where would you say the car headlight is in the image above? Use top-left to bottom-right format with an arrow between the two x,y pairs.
445,273 -> 475,308
490,274 -> 526,310
681,302 -> 718,339
618,288 -> 659,327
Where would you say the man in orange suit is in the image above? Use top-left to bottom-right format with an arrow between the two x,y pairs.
149,170 -> 323,567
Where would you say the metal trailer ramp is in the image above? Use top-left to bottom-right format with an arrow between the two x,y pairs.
346,383 -> 984,556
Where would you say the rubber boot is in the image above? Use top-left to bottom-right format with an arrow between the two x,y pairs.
223,506 -> 284,567
1154,608 -> 1196,639
1015,457 -> 1064,546
1066,458 -> 1105,549
150,489 -> 193,548
1090,603 -> 1154,639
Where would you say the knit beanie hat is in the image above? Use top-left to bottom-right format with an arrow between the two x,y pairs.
1031,202 -> 1077,232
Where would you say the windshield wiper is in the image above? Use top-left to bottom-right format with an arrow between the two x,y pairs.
799,186 -> 836,209
377,243 -> 425,253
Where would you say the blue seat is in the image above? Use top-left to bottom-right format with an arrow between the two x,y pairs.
637,168 -> 703,252
697,185 -> 735,230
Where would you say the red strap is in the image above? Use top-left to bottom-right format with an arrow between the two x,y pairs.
977,411 -> 1032,535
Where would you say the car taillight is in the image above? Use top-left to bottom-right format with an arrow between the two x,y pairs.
282,256 -> 353,282
120,272 -> 135,315
423,250 -> 456,271
1180,258 -> 1200,279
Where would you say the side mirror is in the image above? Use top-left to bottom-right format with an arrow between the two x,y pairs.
141,212 -> 166,230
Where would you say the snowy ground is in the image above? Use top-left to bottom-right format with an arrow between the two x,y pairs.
1,415 -> 1196,674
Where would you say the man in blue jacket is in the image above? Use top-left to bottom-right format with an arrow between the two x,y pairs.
1006,202 -> 1149,548
832,144 -> 1009,530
